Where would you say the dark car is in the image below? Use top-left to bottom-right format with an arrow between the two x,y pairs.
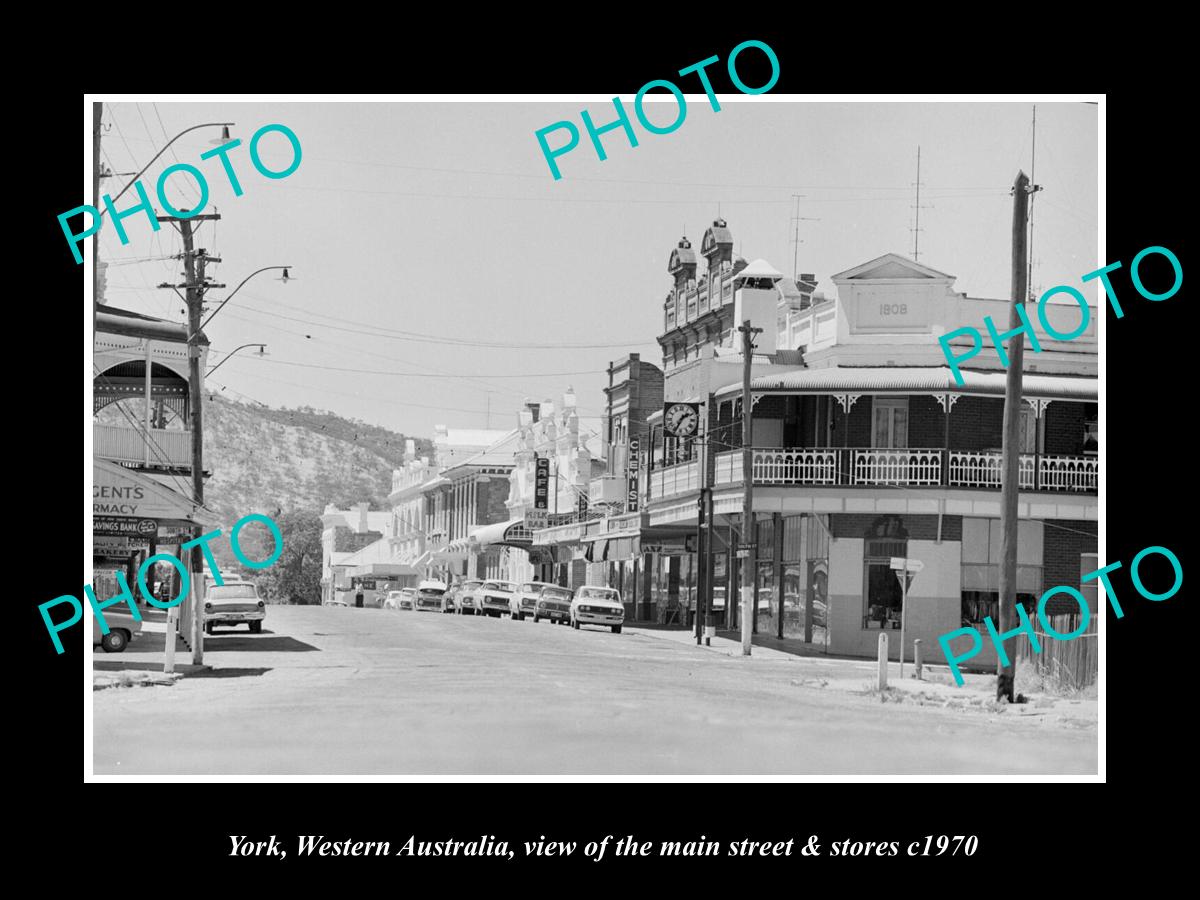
511,581 -> 556,620
532,586 -> 573,624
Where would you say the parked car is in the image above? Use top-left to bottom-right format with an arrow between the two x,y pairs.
532,585 -> 573,624
415,581 -> 449,612
92,609 -> 143,653
204,580 -> 266,634
511,581 -> 556,620
478,581 -> 517,618
383,590 -> 406,610
570,586 -> 625,633
451,580 -> 483,615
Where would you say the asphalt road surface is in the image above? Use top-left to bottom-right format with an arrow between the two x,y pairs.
93,605 -> 1097,776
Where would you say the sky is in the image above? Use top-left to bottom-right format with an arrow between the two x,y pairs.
95,99 -> 1098,437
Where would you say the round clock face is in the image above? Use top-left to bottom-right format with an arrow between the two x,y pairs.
666,403 -> 699,437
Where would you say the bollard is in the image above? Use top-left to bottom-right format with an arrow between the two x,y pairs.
877,632 -> 888,690
704,613 -> 716,647
913,638 -> 922,680
163,605 -> 177,675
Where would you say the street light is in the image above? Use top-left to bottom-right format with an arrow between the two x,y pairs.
198,265 -> 294,335
207,343 -> 267,377
100,122 -> 235,217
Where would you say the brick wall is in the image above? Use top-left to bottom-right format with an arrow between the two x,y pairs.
830,396 -> 873,446
830,513 -> 962,542
949,396 -> 1005,451
908,395 -> 946,448
1044,402 -> 1094,455
1044,518 -> 1097,592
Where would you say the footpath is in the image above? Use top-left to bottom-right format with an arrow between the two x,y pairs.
623,625 -> 1098,728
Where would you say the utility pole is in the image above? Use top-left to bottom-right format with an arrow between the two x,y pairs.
997,171 -> 1035,702
92,101 -> 102,328
910,146 -> 929,262
789,194 -> 819,283
695,405 -> 709,645
739,321 -> 763,656
159,212 -> 222,665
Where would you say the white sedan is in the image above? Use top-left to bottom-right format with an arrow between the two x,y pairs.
570,586 -> 625,633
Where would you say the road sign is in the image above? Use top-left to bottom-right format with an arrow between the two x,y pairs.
889,557 -> 924,572
736,549 -> 751,559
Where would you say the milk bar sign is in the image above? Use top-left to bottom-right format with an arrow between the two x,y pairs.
94,516 -> 158,537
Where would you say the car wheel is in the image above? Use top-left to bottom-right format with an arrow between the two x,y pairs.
612,625 -> 622,634
100,630 -> 128,653
572,618 -> 580,630
205,622 -> 214,635
250,621 -> 262,634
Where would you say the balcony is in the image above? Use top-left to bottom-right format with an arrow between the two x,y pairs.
650,460 -> 699,499
94,423 -> 191,468
712,448 -> 1097,493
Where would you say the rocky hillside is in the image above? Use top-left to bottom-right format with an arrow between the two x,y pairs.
203,397 -> 430,524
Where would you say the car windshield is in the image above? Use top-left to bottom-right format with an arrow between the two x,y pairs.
419,588 -> 446,596
543,589 -> 572,601
209,584 -> 257,599
577,587 -> 619,602
487,582 -> 515,592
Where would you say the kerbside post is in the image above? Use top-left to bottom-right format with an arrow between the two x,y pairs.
739,321 -> 762,656
998,171 -> 1032,703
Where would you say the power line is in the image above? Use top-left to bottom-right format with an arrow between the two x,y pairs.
230,297 -> 652,350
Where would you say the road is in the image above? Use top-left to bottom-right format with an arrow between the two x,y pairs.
93,605 -> 1098,775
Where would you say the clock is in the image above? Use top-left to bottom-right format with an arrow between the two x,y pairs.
664,402 -> 700,438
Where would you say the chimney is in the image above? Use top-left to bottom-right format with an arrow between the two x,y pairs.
524,399 -> 541,423
356,502 -> 369,533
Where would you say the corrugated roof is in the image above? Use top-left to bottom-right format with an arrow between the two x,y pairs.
715,367 -> 1097,400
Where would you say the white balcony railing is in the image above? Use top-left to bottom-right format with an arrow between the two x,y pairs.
948,451 -> 1036,489
852,449 -> 942,485
667,447 -> 1096,493
1039,454 -> 1098,492
94,423 -> 191,467
650,461 -> 698,499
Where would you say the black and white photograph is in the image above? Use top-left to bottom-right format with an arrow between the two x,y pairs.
78,92 -> 1109,780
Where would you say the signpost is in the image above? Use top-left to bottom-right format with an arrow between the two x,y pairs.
890,557 -> 924,678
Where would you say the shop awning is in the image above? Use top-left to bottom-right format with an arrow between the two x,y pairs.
714,366 -> 1097,401
470,518 -> 533,547
353,564 -> 417,577
93,458 -> 219,525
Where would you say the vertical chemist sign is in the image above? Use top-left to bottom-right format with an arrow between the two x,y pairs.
627,438 -> 641,513
534,457 -> 550,510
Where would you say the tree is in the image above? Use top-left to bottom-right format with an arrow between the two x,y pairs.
242,510 -> 324,604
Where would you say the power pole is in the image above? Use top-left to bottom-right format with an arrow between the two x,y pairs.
997,171 -> 1035,702
739,321 -> 762,656
695,405 -> 709,645
159,212 -> 222,665
910,146 -> 929,261
789,194 -> 819,283
92,101 -> 102,328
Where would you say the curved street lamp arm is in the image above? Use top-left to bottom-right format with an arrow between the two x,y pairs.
207,343 -> 266,377
100,123 -> 235,217
196,266 -> 292,336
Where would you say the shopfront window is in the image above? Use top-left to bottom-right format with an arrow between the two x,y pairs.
960,518 -> 1044,628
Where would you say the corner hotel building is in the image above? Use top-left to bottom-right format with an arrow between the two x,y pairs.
554,219 -> 1098,669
